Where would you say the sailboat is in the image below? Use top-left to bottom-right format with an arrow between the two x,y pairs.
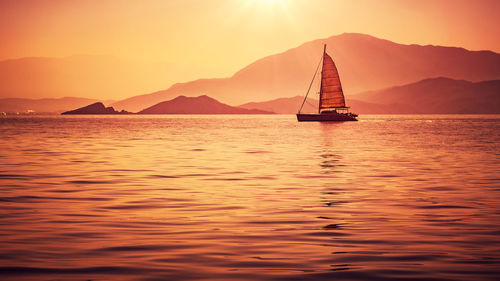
297,44 -> 358,122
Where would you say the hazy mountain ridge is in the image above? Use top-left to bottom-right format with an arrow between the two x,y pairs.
0,55 -> 203,101
353,77 -> 500,113
237,96 -> 391,114
237,77 -> 500,114
111,33 -> 500,111
239,96 -> 318,114
0,97 -> 114,113
2,33 -> 500,114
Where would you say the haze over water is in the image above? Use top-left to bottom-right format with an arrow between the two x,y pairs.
1,115 -> 499,281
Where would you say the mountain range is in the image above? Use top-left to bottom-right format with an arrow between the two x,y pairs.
111,33 -> 500,112
1,33 -> 499,114
239,78 -> 500,114
60,76 -> 500,115
352,77 -> 500,114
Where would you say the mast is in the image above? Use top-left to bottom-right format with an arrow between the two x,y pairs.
318,44 -> 326,113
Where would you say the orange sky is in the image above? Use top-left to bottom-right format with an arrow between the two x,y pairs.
1,0 -> 500,78
1,0 -> 500,102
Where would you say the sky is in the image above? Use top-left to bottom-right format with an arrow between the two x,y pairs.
1,0 -> 500,78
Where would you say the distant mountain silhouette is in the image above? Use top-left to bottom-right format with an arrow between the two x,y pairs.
0,55 -> 199,100
347,100 -> 395,114
112,33 -> 500,111
237,95 -> 394,114
353,77 -> 500,114
239,96 -> 318,114
236,78 -> 500,114
0,97 -> 114,113
62,102 -> 131,115
139,95 -> 273,114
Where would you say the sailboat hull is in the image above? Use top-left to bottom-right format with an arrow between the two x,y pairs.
296,112 -> 357,122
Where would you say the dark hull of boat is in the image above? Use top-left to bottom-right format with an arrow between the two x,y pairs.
296,113 -> 357,122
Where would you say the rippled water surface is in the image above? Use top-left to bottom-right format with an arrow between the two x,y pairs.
0,115 -> 499,281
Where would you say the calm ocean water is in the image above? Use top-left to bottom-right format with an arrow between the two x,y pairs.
0,114 -> 499,281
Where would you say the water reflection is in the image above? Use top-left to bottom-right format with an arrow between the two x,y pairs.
318,123 -> 344,174
0,115 -> 499,281
316,123 -> 356,276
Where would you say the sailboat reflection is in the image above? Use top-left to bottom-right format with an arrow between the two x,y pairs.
318,123 -> 344,174
316,123 -> 353,273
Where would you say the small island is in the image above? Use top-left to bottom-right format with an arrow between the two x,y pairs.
61,102 -> 132,115
138,95 -> 273,114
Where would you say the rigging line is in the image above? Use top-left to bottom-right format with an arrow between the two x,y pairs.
298,53 -> 323,114
305,99 -> 315,108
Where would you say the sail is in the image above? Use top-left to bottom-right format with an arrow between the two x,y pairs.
319,52 -> 346,109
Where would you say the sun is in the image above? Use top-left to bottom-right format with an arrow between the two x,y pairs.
238,0 -> 289,17
245,0 -> 287,11
252,0 -> 285,6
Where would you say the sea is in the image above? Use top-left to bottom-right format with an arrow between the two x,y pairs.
0,114 -> 499,281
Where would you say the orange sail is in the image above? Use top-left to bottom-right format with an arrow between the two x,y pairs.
319,51 -> 346,110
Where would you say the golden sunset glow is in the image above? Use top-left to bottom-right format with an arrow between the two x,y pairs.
2,0 -> 499,67
1,1 -> 499,280
0,0 -> 499,101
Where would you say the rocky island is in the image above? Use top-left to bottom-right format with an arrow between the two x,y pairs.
61,102 -> 132,115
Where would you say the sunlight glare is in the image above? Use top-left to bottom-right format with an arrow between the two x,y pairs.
250,0 -> 285,8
